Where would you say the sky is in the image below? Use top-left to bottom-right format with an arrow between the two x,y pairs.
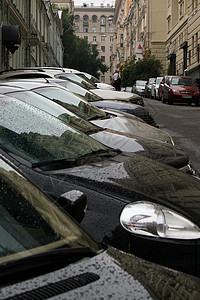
73,0 -> 115,7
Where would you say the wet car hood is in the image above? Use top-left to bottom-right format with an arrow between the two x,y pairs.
91,89 -> 142,101
96,82 -> 115,90
1,246 -> 199,299
91,115 -> 173,144
49,153 -> 200,224
90,129 -> 189,168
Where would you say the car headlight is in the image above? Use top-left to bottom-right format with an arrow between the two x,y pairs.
172,89 -> 180,93
120,201 -> 200,239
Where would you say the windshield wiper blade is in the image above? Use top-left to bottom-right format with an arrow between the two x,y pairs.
0,247 -> 96,279
32,158 -> 76,169
76,148 -> 121,161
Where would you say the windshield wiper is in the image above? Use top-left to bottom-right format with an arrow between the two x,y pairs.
0,247 -> 97,285
32,158 -> 77,169
76,148 -> 121,161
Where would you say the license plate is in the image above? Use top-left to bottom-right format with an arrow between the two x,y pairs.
182,95 -> 192,99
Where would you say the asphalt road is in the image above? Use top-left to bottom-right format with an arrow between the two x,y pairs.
144,98 -> 200,174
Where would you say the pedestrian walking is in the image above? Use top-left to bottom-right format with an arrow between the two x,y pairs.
112,70 -> 121,91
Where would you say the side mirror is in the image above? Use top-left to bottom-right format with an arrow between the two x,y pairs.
58,190 -> 87,222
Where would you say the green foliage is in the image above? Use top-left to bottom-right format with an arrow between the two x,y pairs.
121,49 -> 163,87
61,8 -> 108,78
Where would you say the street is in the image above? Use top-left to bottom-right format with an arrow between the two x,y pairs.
144,98 -> 200,174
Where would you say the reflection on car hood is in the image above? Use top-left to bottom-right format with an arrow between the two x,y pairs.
91,115 -> 173,144
1,247 -> 200,299
91,89 -> 142,100
96,82 -> 115,90
52,154 -> 200,224
90,129 -> 189,169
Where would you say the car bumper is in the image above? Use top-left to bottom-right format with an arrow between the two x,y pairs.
170,93 -> 199,103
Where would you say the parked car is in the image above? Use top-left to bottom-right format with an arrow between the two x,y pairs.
160,75 -> 200,106
151,77 -> 163,99
74,70 -> 115,90
0,69 -> 144,106
0,81 -> 174,144
4,155 -> 200,299
0,86 -> 192,173
144,78 -> 156,98
132,80 -> 147,96
1,95 -> 200,277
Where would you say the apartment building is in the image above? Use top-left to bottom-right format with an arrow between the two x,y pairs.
0,0 -> 63,71
166,0 -> 200,79
113,0 -> 168,75
74,3 -> 115,84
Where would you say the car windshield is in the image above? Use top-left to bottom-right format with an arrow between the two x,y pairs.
5,90 -> 96,134
55,80 -> 102,102
33,86 -> 107,120
171,77 -> 196,86
56,73 -> 95,90
156,78 -> 162,85
137,81 -> 146,86
78,73 -> 101,85
0,96 -> 109,167
0,158 -> 99,264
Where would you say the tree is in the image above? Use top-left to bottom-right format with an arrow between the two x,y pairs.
61,8 -> 108,78
121,49 -> 163,86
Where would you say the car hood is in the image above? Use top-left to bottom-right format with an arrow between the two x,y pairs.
1,247 -> 199,299
90,115 -> 173,144
91,89 -> 142,101
50,154 -> 200,224
90,129 -> 189,169
171,85 -> 199,92
96,82 -> 115,90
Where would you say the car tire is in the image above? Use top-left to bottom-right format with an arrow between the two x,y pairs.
168,95 -> 173,105
154,92 -> 157,100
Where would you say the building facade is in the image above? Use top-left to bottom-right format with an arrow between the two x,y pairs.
0,0 -> 63,71
113,0 -> 200,80
74,4 -> 115,84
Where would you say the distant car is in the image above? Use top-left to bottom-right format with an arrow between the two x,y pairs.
132,80 -> 147,96
151,77 -> 163,99
2,95 -> 200,277
144,78 -> 156,98
160,75 -> 200,106
4,154 -> 200,299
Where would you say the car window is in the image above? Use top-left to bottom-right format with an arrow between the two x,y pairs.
34,86 -> 107,120
56,73 -> 95,90
171,77 -> 196,86
0,158 -> 99,264
5,90 -> 96,134
0,96 -> 108,166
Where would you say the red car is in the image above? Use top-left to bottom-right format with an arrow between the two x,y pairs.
160,75 -> 200,106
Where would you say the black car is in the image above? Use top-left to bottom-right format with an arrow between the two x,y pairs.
4,155 -> 199,299
1,94 -> 200,277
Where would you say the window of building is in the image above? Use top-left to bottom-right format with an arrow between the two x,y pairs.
101,46 -> 105,52
110,36 -> 114,42
75,15 -> 80,22
192,0 -> 198,10
101,75 -> 105,83
92,27 -> 96,32
83,27 -> 88,32
92,15 -> 97,23
167,15 -> 171,32
101,35 -> 106,42
84,36 -> 88,41
101,56 -> 105,62
100,26 -> 105,33
179,0 -> 184,18
100,16 -> 106,25
93,36 -> 97,42
110,45 -> 113,51
109,26 -> 114,33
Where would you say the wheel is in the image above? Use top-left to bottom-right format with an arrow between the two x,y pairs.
161,94 -> 166,103
154,92 -> 157,100
168,95 -> 173,105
